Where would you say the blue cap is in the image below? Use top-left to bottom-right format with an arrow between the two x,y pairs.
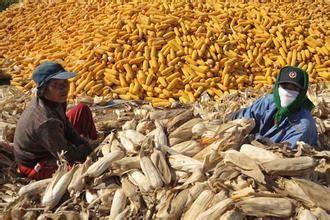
32,61 -> 76,88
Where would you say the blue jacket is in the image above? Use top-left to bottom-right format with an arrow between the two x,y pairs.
232,94 -> 317,148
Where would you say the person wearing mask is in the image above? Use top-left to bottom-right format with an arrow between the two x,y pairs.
228,66 -> 317,148
14,61 -> 98,180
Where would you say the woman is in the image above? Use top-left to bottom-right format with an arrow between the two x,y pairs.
14,61 -> 98,180
228,66 -> 317,148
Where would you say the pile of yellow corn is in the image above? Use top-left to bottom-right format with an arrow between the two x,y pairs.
0,0 -> 329,106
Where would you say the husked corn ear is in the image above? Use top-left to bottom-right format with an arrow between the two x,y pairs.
42,165 -> 78,210
1,1 -> 328,105
118,129 -> 146,146
18,178 -> 52,197
183,190 -> 215,220
150,148 -> 172,185
84,150 -> 125,178
154,120 -> 168,148
139,149 -> 163,189
109,189 -> 127,219
128,169 -> 152,192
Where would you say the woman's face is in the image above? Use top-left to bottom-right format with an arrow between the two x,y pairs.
43,79 -> 69,103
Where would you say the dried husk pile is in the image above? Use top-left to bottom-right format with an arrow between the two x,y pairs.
0,84 -> 329,219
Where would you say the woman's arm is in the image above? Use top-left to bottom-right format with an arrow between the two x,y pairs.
38,119 -> 92,162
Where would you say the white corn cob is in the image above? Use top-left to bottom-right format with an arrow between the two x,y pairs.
109,188 -> 127,219
42,165 -> 78,209
118,129 -> 146,145
183,190 -> 215,220
118,132 -> 136,153
128,169 -> 152,192
168,153 -> 203,173
139,150 -> 163,189
151,148 -> 172,185
154,120 -> 168,148
171,140 -> 202,157
239,144 -> 279,163
84,150 -> 125,178
18,178 -> 52,196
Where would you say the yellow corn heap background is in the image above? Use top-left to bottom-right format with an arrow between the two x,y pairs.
0,0 -> 329,107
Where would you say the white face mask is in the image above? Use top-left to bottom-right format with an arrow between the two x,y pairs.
278,85 -> 300,107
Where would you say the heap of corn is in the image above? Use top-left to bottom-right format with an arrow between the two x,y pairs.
1,87 -> 329,219
0,0 -> 329,106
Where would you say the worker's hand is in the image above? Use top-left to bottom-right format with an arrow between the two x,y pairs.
87,138 -> 102,151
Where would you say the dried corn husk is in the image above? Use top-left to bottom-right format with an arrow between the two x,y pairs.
151,148 -> 172,185
279,178 -> 315,207
136,120 -> 154,135
293,178 -> 330,211
219,209 -> 245,220
224,150 -> 265,184
122,119 -> 137,130
183,190 -> 214,220
311,207 -> 330,220
68,157 -> 92,194
121,176 -> 144,212
112,156 -> 140,172
165,110 -> 193,132
196,198 -> 233,220
262,157 -> 317,176
171,140 -> 202,157
236,197 -> 294,217
169,118 -> 202,145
